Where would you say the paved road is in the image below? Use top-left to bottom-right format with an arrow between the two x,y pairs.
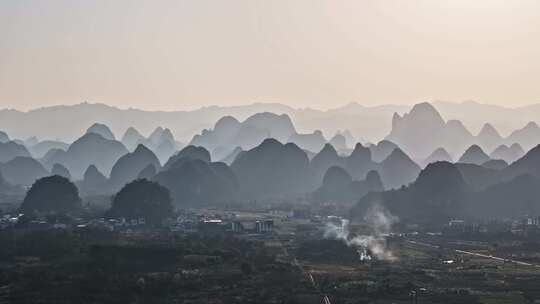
274,235 -> 332,304
407,240 -> 540,268
454,249 -> 540,267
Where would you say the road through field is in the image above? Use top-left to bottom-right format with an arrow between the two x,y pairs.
407,240 -> 540,268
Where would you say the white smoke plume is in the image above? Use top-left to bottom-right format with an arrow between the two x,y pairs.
324,204 -> 398,261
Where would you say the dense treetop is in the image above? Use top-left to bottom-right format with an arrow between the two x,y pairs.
107,179 -> 173,226
20,175 -> 81,214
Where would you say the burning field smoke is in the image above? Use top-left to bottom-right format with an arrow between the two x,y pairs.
324,205 -> 398,261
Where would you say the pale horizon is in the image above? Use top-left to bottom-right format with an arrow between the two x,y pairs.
4,99 -> 540,113
2,0 -> 540,111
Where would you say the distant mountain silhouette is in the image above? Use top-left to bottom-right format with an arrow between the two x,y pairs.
163,145 -> 211,171
232,124 -> 270,150
378,148 -> 421,189
422,148 -> 452,167
0,131 -> 9,143
154,159 -> 238,206
311,166 -> 352,203
148,127 -> 167,145
83,165 -> 107,185
109,144 -> 161,190
126,127 -> 183,164
190,117 -> 243,156
323,166 -> 352,190
345,143 -> 375,181
458,145 -> 491,165
468,174 -> 540,218
0,170 -> 7,188
49,133 -> 128,179
212,116 -> 242,143
353,161 -> 467,223
27,140 -> 69,159
431,100 -> 538,137
308,144 -> 342,187
311,167 -> 383,204
86,123 -> 116,140
0,169 -> 23,195
368,140 -> 398,163
6,101 -> 540,220
414,161 -> 469,202
137,164 -> 157,180
190,112 -> 297,159
23,137 -> 39,147
482,159 -> 508,170
489,143 -> 524,164
121,127 -> 146,151
78,165 -> 109,196
501,144 -> 540,181
387,103 -> 475,159
444,119 -> 474,156
338,130 -> 355,148
387,103 -> 446,158
40,148 -> 67,171
231,138 -> 309,199
5,101 -> 540,147
328,133 -> 347,151
219,147 -> 243,165
505,122 -> 540,151
476,123 -> 502,153
0,102 -> 399,144
458,143 -> 540,189
455,163 -> 502,191
153,137 -> 181,165
0,156 -> 49,186
303,149 -> 316,160
51,163 -> 72,180
155,128 -> 175,146
0,141 -> 32,163
243,112 -> 296,143
124,126 -> 184,164
211,146 -> 236,163
364,170 -> 385,192
224,139 -> 420,199
288,130 -> 327,153
510,143 -> 526,156
8,101 -> 540,211
306,141 -> 418,190
385,102 -> 540,160
86,165 -> 107,184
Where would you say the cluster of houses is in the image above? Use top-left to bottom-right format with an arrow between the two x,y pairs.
197,218 -> 274,236
0,211 -> 276,239
444,217 -> 540,236
0,214 -> 21,229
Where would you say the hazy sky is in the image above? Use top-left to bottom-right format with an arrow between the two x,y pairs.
1,0 -> 540,111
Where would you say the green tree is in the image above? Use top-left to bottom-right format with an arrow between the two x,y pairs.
107,179 -> 173,226
20,175 -> 81,213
